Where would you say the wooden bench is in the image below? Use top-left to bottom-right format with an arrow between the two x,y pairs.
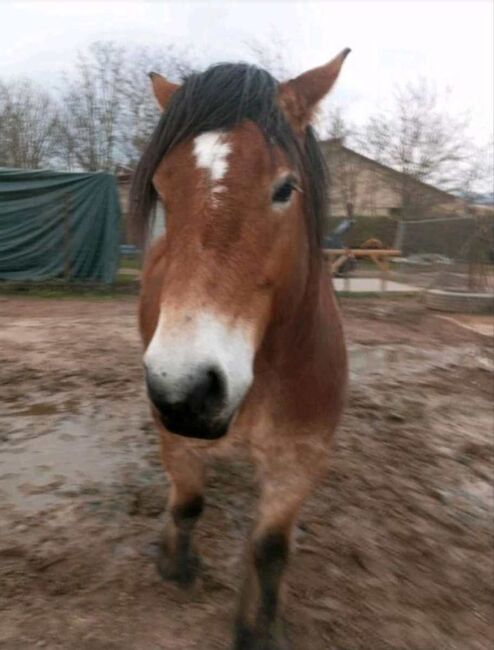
323,248 -> 401,292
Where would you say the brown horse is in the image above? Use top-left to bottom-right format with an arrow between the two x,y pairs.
131,50 -> 350,650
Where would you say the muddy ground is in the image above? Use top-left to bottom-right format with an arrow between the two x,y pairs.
0,296 -> 492,650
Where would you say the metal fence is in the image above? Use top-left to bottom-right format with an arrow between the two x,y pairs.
327,213 -> 494,295
392,215 -> 494,292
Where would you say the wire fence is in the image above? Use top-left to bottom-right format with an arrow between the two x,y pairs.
392,214 -> 494,292
326,213 -> 494,296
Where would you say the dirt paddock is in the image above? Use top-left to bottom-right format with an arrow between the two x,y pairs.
0,295 -> 493,650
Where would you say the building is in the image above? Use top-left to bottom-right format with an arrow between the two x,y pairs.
320,138 -> 467,220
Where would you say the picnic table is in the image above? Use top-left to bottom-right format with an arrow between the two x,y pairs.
323,248 -> 401,292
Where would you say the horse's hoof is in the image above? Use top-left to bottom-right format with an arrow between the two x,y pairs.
156,545 -> 200,587
232,622 -> 256,650
233,622 -> 289,650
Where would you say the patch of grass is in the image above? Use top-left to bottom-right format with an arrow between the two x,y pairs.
116,272 -> 139,284
336,291 -> 418,300
119,256 -> 142,270
0,277 -> 139,300
0,288 -> 116,300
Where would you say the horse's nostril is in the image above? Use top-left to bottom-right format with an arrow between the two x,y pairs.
188,367 -> 225,411
206,368 -> 224,401
145,366 -> 226,417
145,365 -> 229,439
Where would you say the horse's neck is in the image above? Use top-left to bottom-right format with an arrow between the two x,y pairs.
252,269 -> 346,426
260,265 -> 339,369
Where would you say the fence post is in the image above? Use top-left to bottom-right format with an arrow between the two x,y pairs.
63,192 -> 71,281
380,268 -> 387,293
394,220 -> 405,251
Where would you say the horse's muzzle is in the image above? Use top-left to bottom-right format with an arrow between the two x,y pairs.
145,366 -> 231,440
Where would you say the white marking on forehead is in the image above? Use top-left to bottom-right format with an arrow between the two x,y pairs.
193,131 -> 231,182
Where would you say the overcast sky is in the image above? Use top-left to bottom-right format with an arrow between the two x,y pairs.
1,0 -> 493,142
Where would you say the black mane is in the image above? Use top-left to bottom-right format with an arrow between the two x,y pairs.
130,63 -> 328,252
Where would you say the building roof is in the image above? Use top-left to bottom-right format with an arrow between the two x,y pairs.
321,138 -> 464,205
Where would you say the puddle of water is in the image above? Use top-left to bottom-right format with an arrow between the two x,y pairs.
0,319 -> 54,345
440,480 -> 494,520
0,342 -> 487,515
437,315 -> 494,338
2,398 -> 80,418
349,346 -> 390,379
348,343 -> 481,381
0,406 -> 151,513
12,403 -> 59,417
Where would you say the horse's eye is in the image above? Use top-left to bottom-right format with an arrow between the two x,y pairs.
272,182 -> 294,204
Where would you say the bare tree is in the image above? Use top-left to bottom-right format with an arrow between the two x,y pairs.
358,79 -> 471,217
458,138 -> 494,204
56,42 -> 127,172
0,78 -> 59,168
55,41 -> 196,171
325,106 -> 354,140
244,33 -> 292,79
121,45 -> 196,166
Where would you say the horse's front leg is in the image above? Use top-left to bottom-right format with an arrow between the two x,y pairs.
157,434 -> 205,586
234,469 -> 312,650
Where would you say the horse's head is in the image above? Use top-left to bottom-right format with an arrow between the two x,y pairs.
133,51 -> 350,439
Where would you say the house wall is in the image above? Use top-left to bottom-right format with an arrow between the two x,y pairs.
321,141 -> 465,220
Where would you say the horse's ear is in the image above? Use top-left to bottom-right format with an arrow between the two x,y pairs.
278,48 -> 351,130
149,71 -> 180,111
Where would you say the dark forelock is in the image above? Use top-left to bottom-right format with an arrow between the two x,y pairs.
130,62 -> 328,253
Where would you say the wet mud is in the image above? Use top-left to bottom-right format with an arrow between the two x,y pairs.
0,297 -> 492,649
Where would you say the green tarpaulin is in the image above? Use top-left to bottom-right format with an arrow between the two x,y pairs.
0,168 -> 121,283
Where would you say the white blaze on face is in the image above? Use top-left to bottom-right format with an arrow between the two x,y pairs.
144,309 -> 254,417
193,131 -> 231,184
